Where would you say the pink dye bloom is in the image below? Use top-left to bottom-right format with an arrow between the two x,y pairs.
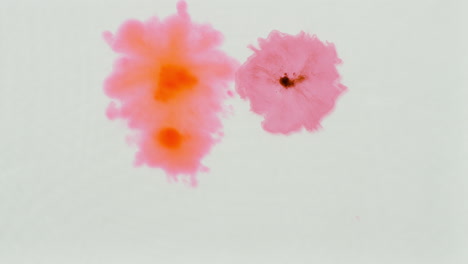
236,31 -> 347,134
103,1 -> 237,186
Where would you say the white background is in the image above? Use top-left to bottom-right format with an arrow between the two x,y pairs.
0,0 -> 467,263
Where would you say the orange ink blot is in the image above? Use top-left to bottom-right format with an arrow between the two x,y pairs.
103,0 -> 238,186
157,127 -> 183,149
155,64 -> 198,101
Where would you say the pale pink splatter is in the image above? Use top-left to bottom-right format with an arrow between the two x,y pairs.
236,30 -> 347,134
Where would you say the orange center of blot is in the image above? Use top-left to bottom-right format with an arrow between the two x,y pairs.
157,127 -> 183,149
154,64 -> 198,101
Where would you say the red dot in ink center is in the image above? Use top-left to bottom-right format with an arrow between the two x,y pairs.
279,73 -> 306,89
155,64 -> 198,101
279,75 -> 294,88
157,127 -> 183,149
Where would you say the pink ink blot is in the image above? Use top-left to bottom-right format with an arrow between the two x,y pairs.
235,31 -> 347,134
103,0 -> 238,186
